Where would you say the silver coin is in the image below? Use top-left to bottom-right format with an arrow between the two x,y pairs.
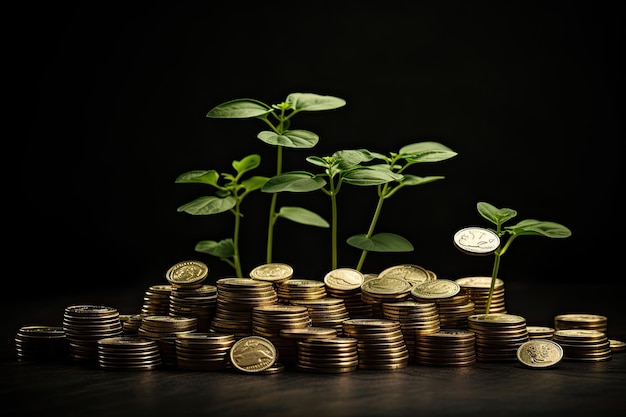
453,227 -> 500,255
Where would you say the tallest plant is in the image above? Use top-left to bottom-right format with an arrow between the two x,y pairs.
206,93 -> 346,263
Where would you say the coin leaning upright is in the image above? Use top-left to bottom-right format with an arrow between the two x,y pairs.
516,339 -> 563,369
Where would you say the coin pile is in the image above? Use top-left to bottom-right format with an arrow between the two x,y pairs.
290,297 -> 350,333
275,279 -> 327,302
62,305 -> 123,363
175,332 -> 236,371
14,325 -> 69,362
455,276 -> 507,315
296,336 -> 359,373
411,279 -> 474,329
554,313 -> 608,334
279,327 -> 338,365
97,336 -> 161,370
342,318 -> 409,370
252,304 -> 311,361
381,300 -> 440,364
169,284 -> 217,332
415,329 -> 476,367
552,329 -> 612,362
138,315 -> 198,367
468,313 -> 529,362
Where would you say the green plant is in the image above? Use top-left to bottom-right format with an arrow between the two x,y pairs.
471,201 -> 572,313
175,154 -> 268,277
206,93 -> 346,264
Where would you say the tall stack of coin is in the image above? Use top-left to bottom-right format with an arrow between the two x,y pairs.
411,279 -> 474,329
211,278 -> 278,337
415,329 -> 476,367
279,327 -> 338,366
360,276 -> 413,318
175,332 -> 236,371
552,329 -> 612,362
296,336 -> 359,373
138,315 -> 198,368
381,300 -> 440,364
141,284 -> 173,317
468,313 -> 529,362
97,336 -> 162,371
342,318 -> 409,370
554,313 -> 608,334
62,305 -> 123,364
15,325 -> 69,362
252,304 -> 311,364
275,279 -> 327,303
291,297 -> 351,333
169,284 -> 218,332
455,276 -> 506,315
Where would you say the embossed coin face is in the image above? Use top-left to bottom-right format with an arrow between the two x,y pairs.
166,260 -> 208,286
229,336 -> 277,373
361,277 -> 412,295
517,339 -> 563,369
249,263 -> 294,283
324,268 -> 364,290
377,264 -> 431,286
453,227 -> 500,255
411,279 -> 461,300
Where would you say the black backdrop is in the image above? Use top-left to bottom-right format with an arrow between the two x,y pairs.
13,2 -> 622,299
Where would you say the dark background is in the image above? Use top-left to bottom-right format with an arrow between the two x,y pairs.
11,2 -> 622,301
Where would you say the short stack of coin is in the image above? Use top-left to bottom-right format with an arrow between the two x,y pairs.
411,279 -> 474,329
211,278 -> 278,337
296,336 -> 359,373
360,276 -> 413,318
526,325 -> 556,339
62,305 -> 123,364
290,297 -> 351,333
15,325 -> 69,362
252,304 -> 311,360
275,279 -> 327,303
554,313 -> 608,334
175,332 -> 236,371
342,318 -> 409,370
280,327 -> 338,366
325,273 -> 374,319
455,276 -> 506,314
415,329 -> 476,367
97,336 -> 161,371
552,329 -> 612,362
468,313 -> 529,362
169,284 -> 218,332
141,284 -> 173,317
138,315 -> 198,368
381,300 -> 440,364
120,313 -> 143,335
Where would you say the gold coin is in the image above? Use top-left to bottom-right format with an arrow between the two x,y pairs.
249,263 -> 294,283
229,335 -> 277,373
324,268 -> 364,291
516,339 -> 563,369
165,260 -> 208,287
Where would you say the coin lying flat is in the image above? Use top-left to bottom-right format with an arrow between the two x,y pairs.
165,260 -> 208,288
249,263 -> 294,283
453,227 -> 500,255
516,339 -> 563,369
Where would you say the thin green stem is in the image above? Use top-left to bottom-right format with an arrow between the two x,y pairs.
266,146 -> 284,263
233,199 -> 243,278
485,251 -> 501,314
356,184 -> 388,271
329,178 -> 338,270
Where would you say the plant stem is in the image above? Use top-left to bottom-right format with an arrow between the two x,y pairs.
485,251 -> 501,314
233,199 -> 243,278
356,184 -> 388,271
330,179 -> 338,270
266,146 -> 284,263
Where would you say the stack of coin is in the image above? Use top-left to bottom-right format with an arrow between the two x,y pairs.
342,318 -> 409,370
554,313 -> 608,334
165,260 -> 209,290
516,339 -> 563,369
62,305 -> 123,364
381,300 -> 440,364
97,336 -> 161,371
175,332 -> 236,371
552,329 -> 612,362
119,313 -> 143,335
290,297 -> 350,333
252,304 -> 311,359
275,279 -> 327,303
526,325 -> 556,339
138,315 -> 198,368
415,329 -> 476,367
411,279 -> 474,329
14,325 -> 69,362
229,335 -> 278,374
211,278 -> 278,337
378,264 -> 434,287
325,273 -> 374,319
468,313 -> 529,362
141,284 -> 173,317
279,327 -> 338,366
296,337 -> 359,373
360,276 -> 413,318
455,276 -> 506,315
169,284 -> 218,332
249,263 -> 294,285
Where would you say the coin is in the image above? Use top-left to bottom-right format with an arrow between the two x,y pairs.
411,279 -> 461,300
516,339 -> 563,369
229,335 -> 277,373
453,227 -> 500,255
165,260 -> 208,287
324,268 -> 364,291
249,263 -> 294,283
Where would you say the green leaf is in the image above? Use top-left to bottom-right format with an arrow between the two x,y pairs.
195,239 -> 235,258
285,93 -> 346,112
206,99 -> 272,118
505,219 -> 572,238
341,166 -> 404,186
277,206 -> 330,227
262,171 -> 326,193
333,149 -> 376,169
400,142 -> 458,163
347,233 -> 414,252
232,154 -> 261,174
477,202 -> 517,226
241,176 -> 269,192
175,170 -> 220,186
257,130 -> 319,148
305,156 -> 330,168
400,175 -> 445,186
176,196 -> 236,215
